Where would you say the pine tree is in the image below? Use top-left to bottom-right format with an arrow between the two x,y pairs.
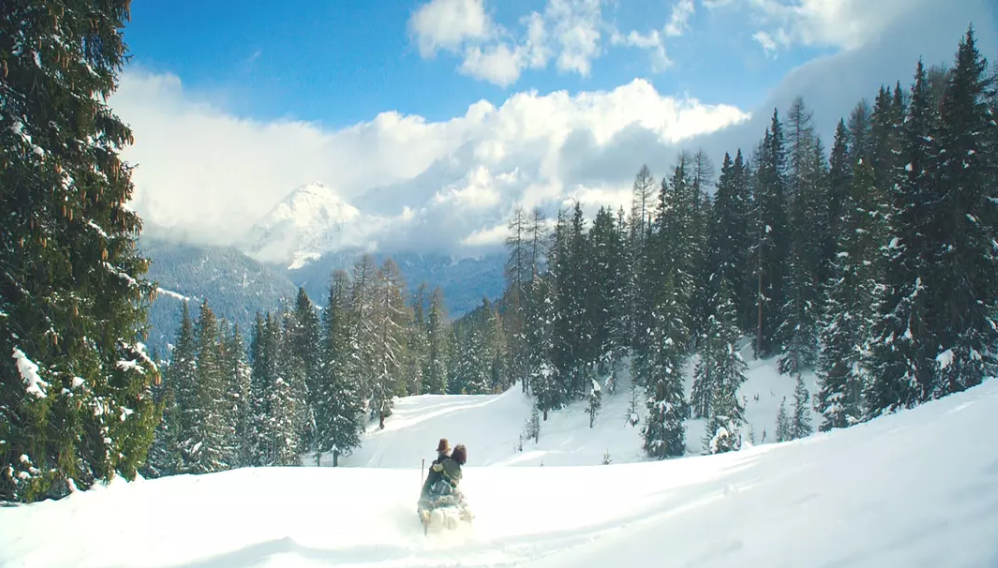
422,288 -> 449,395
316,270 -> 363,467
1,0 -> 161,501
144,368 -> 183,478
371,259 -> 410,428
248,313 -> 271,466
504,207 -> 530,388
777,99 -> 826,376
186,301 -> 227,474
749,110 -> 791,359
815,158 -> 877,431
289,288 -> 321,454
348,254 -> 378,409
404,283 -> 429,396
790,374 -> 813,439
699,285 -> 749,454
225,324 -> 252,468
705,151 -> 751,333
865,59 -> 941,415
266,314 -> 301,466
775,397 -> 791,442
640,274 -> 689,459
929,27 -> 998,397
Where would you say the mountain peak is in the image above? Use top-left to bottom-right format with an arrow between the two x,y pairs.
244,182 -> 363,267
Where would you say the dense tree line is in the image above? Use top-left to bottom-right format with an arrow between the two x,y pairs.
482,27 -> 997,459
145,255 -> 458,476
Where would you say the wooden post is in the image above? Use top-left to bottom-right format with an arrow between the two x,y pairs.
421,458 -> 425,485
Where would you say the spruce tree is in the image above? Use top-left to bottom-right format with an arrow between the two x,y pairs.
815,158 -> 877,431
289,288 -> 321,453
1,0 -> 160,501
929,27 -> 998,396
422,288 -> 449,394
225,324 -> 252,468
266,314 -> 301,466
699,285 -> 749,454
866,59 -> 941,415
640,274 -> 689,459
749,110 -> 791,359
790,374 -> 813,440
186,301 -> 227,474
778,99 -> 825,375
775,397 -> 791,442
317,270 -> 363,466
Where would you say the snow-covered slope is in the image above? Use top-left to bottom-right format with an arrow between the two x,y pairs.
244,182 -> 365,268
2,354 -> 996,568
334,343 -> 822,469
2,375 -> 995,567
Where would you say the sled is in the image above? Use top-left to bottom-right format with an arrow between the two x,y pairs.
417,487 -> 473,536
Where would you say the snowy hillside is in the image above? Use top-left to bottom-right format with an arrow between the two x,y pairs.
334,343 -> 821,469
2,368 -> 995,568
139,236 -> 299,356
244,182 -> 367,268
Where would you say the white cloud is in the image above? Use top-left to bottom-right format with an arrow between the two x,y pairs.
734,0 -> 940,54
664,0 -> 695,37
408,0 -> 614,87
408,0 -> 494,57
112,69 -> 748,257
753,30 -> 779,56
610,29 -> 673,73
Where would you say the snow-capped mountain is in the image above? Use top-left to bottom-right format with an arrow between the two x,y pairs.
244,182 -> 364,269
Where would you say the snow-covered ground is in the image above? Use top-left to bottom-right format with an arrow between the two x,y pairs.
2,355 -> 996,568
334,342 -> 821,469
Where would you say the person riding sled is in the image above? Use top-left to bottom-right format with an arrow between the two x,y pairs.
418,444 -> 472,528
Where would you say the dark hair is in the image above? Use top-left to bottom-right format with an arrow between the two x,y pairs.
436,438 -> 450,453
451,444 -> 467,465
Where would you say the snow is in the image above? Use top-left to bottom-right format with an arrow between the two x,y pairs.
156,286 -> 191,301
86,220 -> 109,239
331,344 -> 816,469
1,370 -> 996,567
12,347 -> 47,399
937,348 -> 955,370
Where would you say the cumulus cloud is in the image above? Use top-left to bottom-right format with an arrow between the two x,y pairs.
408,0 -> 494,57
111,71 -> 748,257
409,0 -> 613,87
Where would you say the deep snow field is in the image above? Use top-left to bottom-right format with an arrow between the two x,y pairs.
2,350 -> 997,568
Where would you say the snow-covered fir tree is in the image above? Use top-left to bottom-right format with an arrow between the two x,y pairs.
697,286 -> 749,454
0,0 -> 162,502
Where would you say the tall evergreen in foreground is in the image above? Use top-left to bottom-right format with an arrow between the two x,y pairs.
1,0 -> 161,502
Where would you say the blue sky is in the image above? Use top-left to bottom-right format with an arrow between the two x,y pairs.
112,0 -> 996,259
124,0 -> 832,128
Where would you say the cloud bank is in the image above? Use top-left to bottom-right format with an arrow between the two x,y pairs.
115,0 -> 995,261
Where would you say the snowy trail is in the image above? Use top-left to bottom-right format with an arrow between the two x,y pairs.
3,379 -> 998,567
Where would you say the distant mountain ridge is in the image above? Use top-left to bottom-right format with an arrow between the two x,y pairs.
138,240 -> 504,356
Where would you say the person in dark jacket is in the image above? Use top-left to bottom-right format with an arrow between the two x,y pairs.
430,444 -> 466,489
420,439 -> 451,498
